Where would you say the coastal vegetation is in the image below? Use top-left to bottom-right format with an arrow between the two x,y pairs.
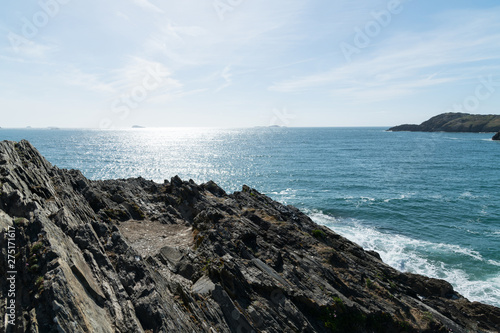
389,112 -> 500,132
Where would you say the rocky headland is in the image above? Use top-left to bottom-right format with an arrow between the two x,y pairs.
1,140 -> 499,332
388,113 -> 500,133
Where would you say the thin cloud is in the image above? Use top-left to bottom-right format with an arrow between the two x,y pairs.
4,35 -> 57,60
143,2 -> 308,68
131,0 -> 164,13
215,65 -> 232,92
148,88 -> 208,104
116,11 -> 130,20
61,57 -> 182,96
62,67 -> 116,93
2,0 -> 500,127
269,7 -> 500,102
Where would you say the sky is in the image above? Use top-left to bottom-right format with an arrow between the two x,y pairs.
1,0 -> 500,128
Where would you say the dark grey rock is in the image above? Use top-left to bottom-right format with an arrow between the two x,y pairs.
0,139 -> 499,333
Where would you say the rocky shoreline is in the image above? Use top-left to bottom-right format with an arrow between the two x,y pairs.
1,140 -> 499,332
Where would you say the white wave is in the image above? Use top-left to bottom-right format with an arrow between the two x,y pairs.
344,193 -> 416,204
457,276 -> 500,307
270,188 -> 297,195
383,193 -> 414,202
307,210 -> 500,307
488,260 -> 500,267
268,188 -> 298,205
459,191 -> 477,199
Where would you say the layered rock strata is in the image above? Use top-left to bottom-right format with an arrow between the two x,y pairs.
0,140 -> 499,332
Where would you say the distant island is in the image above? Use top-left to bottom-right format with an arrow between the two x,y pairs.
132,125 -> 146,129
388,113 -> 500,133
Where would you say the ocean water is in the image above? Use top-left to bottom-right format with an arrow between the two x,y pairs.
1,127 -> 499,307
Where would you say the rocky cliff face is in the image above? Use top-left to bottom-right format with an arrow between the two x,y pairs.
389,113 -> 500,132
1,140 -> 499,333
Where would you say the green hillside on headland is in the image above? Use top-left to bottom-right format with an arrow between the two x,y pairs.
388,113 -> 500,133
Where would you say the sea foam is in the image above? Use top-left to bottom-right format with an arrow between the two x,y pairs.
308,210 -> 500,307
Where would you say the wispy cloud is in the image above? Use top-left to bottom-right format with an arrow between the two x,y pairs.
2,0 -> 500,127
143,2 -> 308,66
61,57 -> 183,97
116,11 -> 130,21
269,7 -> 500,102
62,67 -> 116,93
148,88 -> 208,105
215,65 -> 232,92
4,35 -> 57,59
131,0 -> 164,13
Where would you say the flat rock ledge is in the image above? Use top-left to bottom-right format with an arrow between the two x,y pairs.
0,140 -> 499,333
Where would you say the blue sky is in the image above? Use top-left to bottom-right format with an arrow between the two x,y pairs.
1,0 -> 500,128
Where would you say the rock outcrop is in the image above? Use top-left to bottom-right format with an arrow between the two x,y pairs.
1,140 -> 499,332
389,113 -> 500,132
493,132 -> 500,140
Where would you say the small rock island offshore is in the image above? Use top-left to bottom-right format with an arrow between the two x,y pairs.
0,140 -> 499,332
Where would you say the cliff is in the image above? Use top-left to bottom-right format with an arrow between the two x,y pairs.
389,113 -> 500,132
0,140 -> 499,333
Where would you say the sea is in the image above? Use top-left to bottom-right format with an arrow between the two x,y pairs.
1,127 -> 499,307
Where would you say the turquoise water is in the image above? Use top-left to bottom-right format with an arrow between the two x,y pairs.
1,127 -> 499,306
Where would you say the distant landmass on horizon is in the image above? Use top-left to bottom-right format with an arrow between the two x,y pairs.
388,112 -> 500,133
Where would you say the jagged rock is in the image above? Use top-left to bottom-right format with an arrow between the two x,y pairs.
493,131 -> 500,140
192,275 -> 216,296
0,139 -> 499,332
389,112 -> 500,132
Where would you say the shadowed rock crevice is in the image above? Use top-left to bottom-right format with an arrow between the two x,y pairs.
0,140 -> 499,332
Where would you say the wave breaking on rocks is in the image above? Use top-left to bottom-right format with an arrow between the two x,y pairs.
0,140 -> 499,332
